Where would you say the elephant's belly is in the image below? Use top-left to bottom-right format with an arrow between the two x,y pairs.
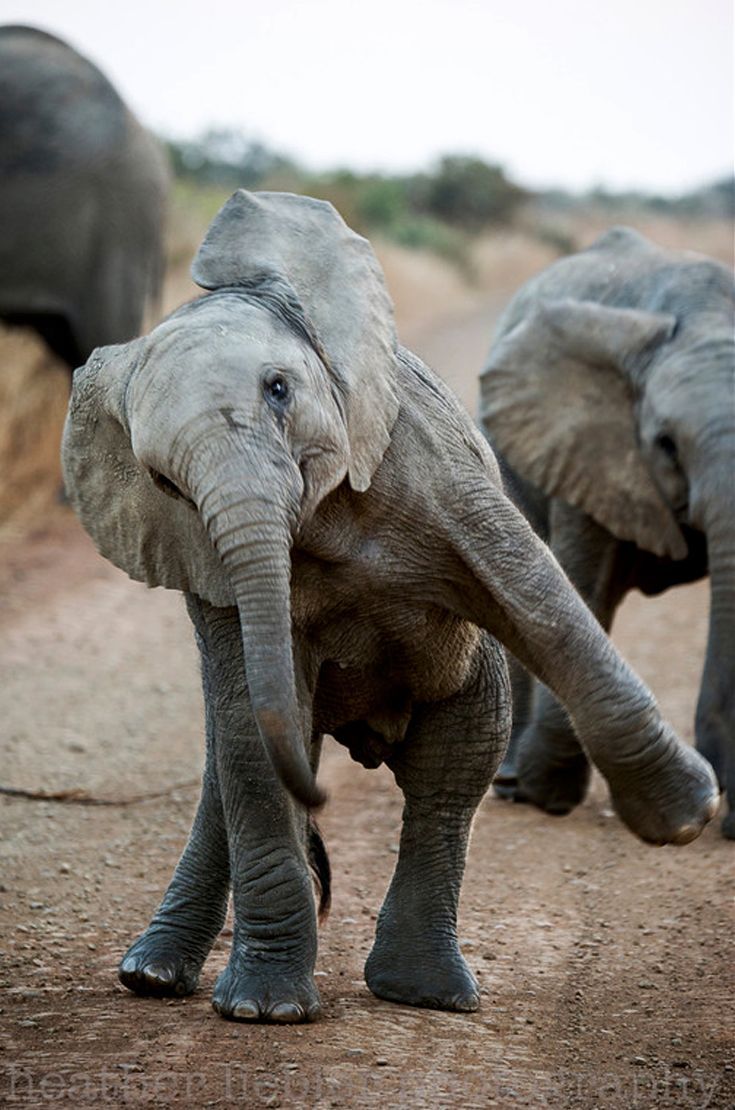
309,608 -> 481,768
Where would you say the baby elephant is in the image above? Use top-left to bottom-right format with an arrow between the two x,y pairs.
480,227 -> 734,838
63,194 -> 718,1024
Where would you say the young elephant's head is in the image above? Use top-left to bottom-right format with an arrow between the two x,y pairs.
62,190 -> 399,808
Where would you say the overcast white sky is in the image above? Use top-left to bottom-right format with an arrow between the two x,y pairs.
2,0 -> 732,193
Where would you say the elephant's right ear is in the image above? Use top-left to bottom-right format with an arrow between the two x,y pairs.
480,298 -> 688,559
62,342 -> 234,605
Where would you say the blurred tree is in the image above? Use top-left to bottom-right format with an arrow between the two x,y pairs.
166,128 -> 297,188
356,176 -> 409,229
413,155 -> 526,228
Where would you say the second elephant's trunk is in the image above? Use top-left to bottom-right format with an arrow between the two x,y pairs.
695,481 -> 735,794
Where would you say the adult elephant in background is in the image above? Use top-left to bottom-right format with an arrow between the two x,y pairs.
480,227 -> 734,838
0,25 -> 169,371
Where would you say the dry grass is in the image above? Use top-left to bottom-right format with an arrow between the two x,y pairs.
525,205 -> 734,266
0,203 -> 730,538
0,328 -> 69,537
378,229 -> 559,341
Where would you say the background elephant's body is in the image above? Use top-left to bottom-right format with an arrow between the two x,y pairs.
0,25 -> 168,369
480,227 -> 735,837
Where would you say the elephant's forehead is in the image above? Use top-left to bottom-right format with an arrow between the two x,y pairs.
648,338 -> 735,396
152,297 -> 303,367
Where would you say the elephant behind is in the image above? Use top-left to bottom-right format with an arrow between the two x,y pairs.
0,25 -> 169,371
479,226 -> 734,838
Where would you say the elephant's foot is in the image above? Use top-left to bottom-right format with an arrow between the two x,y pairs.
212,957 -> 321,1023
119,925 -> 209,997
365,932 -> 479,1012
603,739 -> 719,845
505,741 -> 591,815
721,806 -> 735,840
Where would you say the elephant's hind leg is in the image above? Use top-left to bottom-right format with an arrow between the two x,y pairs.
365,635 -> 510,1011
511,689 -> 591,814
119,595 -> 231,997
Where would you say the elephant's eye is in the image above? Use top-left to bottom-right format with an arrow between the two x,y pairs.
264,375 -> 290,407
655,433 -> 678,462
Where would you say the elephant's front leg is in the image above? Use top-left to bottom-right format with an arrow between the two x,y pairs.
193,603 -> 320,1024
119,594 -> 232,997
509,504 -> 635,814
365,636 -> 510,1011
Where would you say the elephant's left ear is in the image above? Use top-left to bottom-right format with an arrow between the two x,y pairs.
480,298 -> 688,559
192,190 -> 399,492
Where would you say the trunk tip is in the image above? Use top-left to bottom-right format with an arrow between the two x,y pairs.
302,779 -> 328,811
279,758 -> 327,810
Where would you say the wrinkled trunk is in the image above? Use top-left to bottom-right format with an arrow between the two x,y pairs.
695,486 -> 735,788
191,447 -> 323,810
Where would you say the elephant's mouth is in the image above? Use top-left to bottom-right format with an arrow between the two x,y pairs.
149,468 -> 196,509
673,499 -> 690,524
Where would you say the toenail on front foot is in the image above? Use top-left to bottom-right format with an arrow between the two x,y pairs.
453,992 -> 479,1012
270,1002 -> 304,1023
144,963 -> 174,983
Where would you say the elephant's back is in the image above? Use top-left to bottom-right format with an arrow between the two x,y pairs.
0,25 -> 128,177
491,226 -> 734,343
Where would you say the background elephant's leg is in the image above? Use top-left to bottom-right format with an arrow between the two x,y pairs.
695,582 -> 735,840
204,608 -> 320,1024
493,651 -> 535,796
365,635 -> 510,1011
514,504 -> 636,814
119,594 -> 231,997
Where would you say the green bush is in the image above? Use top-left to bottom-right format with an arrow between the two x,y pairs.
412,156 -> 526,228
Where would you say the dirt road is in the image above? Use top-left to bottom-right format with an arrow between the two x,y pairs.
1,302 -> 733,1108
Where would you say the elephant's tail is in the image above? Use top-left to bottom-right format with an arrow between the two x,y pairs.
308,816 -> 331,923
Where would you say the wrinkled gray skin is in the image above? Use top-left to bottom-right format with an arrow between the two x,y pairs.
63,195 -> 719,1025
0,25 -> 168,370
480,227 -> 734,839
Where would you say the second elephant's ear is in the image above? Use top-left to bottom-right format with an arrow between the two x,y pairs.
191,190 -> 399,492
62,341 -> 235,606
480,298 -> 688,559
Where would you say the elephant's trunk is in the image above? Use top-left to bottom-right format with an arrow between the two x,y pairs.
449,489 -> 656,747
693,439 -> 735,781
191,448 -> 324,810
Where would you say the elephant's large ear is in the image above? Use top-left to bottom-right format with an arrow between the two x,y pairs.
480,298 -> 687,559
191,190 -> 399,492
62,342 -> 234,606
